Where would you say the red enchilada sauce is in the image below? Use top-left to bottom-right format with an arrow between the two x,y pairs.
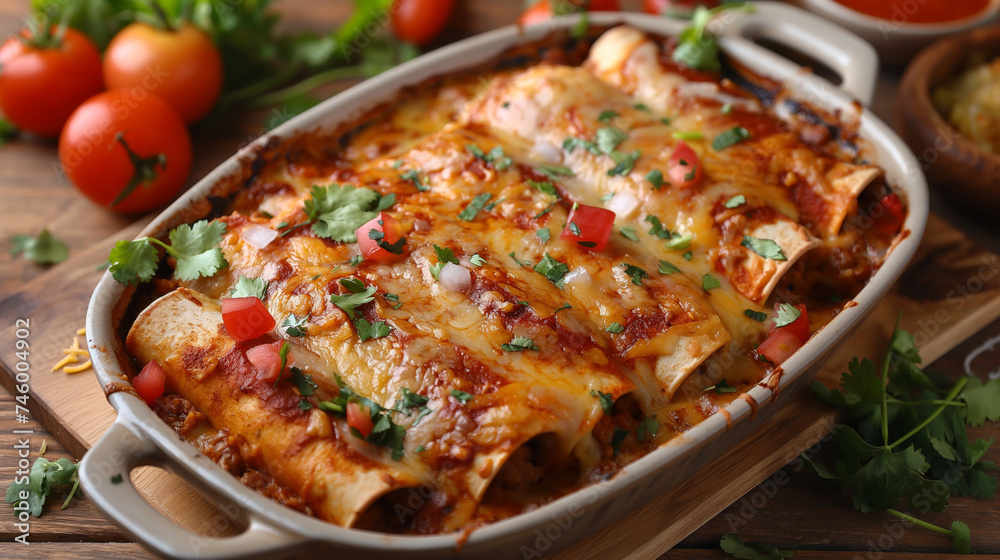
834,0 -> 990,23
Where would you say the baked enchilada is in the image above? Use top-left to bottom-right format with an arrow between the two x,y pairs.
110,23 -> 904,535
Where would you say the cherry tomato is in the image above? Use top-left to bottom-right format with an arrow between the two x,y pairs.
874,192 -> 905,235
221,297 -> 276,341
667,141 -> 704,188
769,303 -> 810,343
134,361 -> 167,404
518,0 -> 621,25
0,26 -> 103,137
562,203 -> 616,251
757,329 -> 803,366
245,341 -> 291,383
347,401 -> 374,438
355,212 -> 407,262
103,22 -> 223,123
642,0 -> 719,15
392,0 -> 456,46
59,90 -> 192,214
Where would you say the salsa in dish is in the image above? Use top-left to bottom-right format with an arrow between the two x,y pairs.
112,23 -> 905,535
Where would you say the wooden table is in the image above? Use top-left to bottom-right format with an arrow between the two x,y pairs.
1,1 -> 998,558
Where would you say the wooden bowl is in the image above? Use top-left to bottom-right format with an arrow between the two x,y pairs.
896,25 -> 1000,217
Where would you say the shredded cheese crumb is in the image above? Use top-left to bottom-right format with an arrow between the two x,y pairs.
52,329 -> 93,374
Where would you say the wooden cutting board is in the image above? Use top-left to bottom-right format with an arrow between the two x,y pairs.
0,212 -> 998,557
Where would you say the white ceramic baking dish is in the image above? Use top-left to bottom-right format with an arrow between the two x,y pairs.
81,4 -> 928,559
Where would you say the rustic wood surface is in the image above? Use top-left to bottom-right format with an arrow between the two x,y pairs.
1,1 -> 999,559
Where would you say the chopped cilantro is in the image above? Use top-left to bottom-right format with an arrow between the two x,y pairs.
536,227 -> 551,243
392,387 -> 432,426
658,260 -> 680,274
110,474 -> 123,484
620,226 -> 639,242
302,184 -> 395,242
622,263 -> 648,286
349,255 -> 364,266
660,116 -> 672,125
712,126 -> 751,151
702,273 -> 721,290
596,126 -> 627,154
467,144 -> 512,170
537,164 -> 574,179
553,302 -> 572,313
636,416 -> 659,442
534,253 -> 570,288
568,221 -> 582,236
528,180 -> 559,198
742,235 -> 786,261
281,314 -> 308,337
450,389 -> 474,405
501,336 -> 539,352
743,309 -> 767,321
597,109 -> 619,122
430,244 -> 460,279
772,303 -> 802,327
724,194 -> 746,209
633,103 -> 651,112
330,282 -> 376,319
509,252 -> 531,267
683,251 -> 693,260
703,379 -> 737,394
562,136 -> 601,155
611,428 -> 629,455
355,318 -> 391,341
608,149 -> 641,176
399,169 -> 427,191
645,215 -> 672,239
384,293 -> 402,309
672,3 -> 753,71
665,233 -> 694,251
230,275 -> 267,300
721,103 -> 733,115
591,390 -> 615,413
367,224 -> 406,255
645,169 -> 665,189
468,253 -> 487,267
605,322 -> 624,333
458,193 -> 493,221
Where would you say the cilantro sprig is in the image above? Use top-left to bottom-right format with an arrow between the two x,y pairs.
108,220 -> 228,286
318,375 -> 406,460
806,323 -> 999,553
5,455 -> 80,516
296,184 -> 395,242
10,229 -> 69,265
672,3 -> 754,72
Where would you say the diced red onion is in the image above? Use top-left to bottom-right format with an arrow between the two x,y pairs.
439,262 -> 472,292
242,225 -> 277,250
606,191 -> 639,218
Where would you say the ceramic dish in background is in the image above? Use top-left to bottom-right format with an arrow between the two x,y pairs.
896,24 -> 1000,217
799,0 -> 1000,67
79,4 -> 929,559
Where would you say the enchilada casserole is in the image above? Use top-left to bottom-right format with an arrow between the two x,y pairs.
115,24 -> 905,534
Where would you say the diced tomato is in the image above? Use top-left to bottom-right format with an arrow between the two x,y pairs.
518,0 -> 620,25
222,297 -> 276,341
769,303 -> 810,343
134,361 -> 166,404
347,401 -> 374,438
757,329 -> 803,366
874,192 -> 904,235
355,212 -> 407,263
667,141 -> 703,188
245,341 -> 292,384
561,203 -> 616,251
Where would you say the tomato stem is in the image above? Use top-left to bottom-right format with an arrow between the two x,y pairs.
248,65 -> 367,108
145,0 -> 175,32
109,133 -> 168,209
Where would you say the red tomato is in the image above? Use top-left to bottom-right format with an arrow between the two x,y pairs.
104,23 -> 223,123
518,0 -> 621,25
561,203 -> 616,251
874,193 -> 905,234
642,0 -> 719,15
667,141 -> 703,188
134,361 -> 166,404
59,90 -> 192,214
769,303 -> 810,343
355,212 -> 407,262
347,401 -> 374,438
0,26 -> 103,137
392,0 -> 456,46
245,341 -> 292,383
757,329 -> 803,366
222,297 -> 276,341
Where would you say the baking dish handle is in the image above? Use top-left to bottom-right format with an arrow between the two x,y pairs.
81,418 -> 307,559
723,1 -> 878,105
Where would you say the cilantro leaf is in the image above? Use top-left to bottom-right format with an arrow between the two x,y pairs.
303,184 -> 388,242
743,309 -> 767,321
608,150 -> 641,176
611,428 -> 629,455
501,336 -> 538,352
230,275 -> 268,300
725,194 -> 746,208
168,221 -> 229,281
704,379 -> 737,394
960,377 -> 1000,426
5,457 -> 81,517
622,263 -> 648,286
330,283 -> 377,319
645,215 -> 672,239
562,136 -> 600,155
596,126 -> 627,154
355,318 -> 391,341
450,389 -> 474,405
665,233 -> 694,250
108,239 -> 159,286
597,110 -> 618,122
773,303 -> 802,327
459,193 -> 493,221
658,260 -> 680,275
10,229 -> 69,264
430,244 -> 460,279
672,3 -> 754,71
534,253 -> 569,288
712,126 -> 751,150
620,226 -> 639,242
282,314 -> 308,337
605,322 -> 624,333
399,169 -> 427,191
536,227 -> 551,243
645,169 -> 665,189
537,164 -> 574,179
719,533 -> 793,560
289,369 -> 317,396
702,273 -> 721,290
528,180 -> 559,198
468,254 -> 487,267
742,235 -> 787,261
591,390 -> 615,413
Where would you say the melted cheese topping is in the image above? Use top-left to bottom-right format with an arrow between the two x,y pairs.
126,26 -> 900,534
